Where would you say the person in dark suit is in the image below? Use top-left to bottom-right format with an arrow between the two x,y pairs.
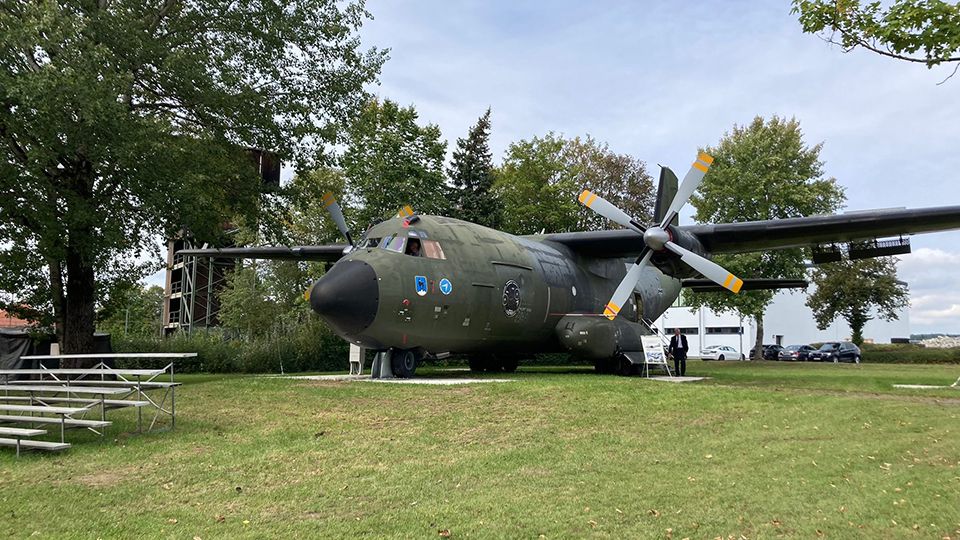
668,327 -> 688,376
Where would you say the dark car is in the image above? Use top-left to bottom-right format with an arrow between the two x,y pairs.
808,342 -> 861,363
779,344 -> 817,361
749,344 -> 784,360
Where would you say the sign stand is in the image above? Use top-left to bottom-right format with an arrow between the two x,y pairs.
640,335 -> 673,378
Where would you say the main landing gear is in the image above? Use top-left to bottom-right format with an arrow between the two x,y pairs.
372,348 -> 424,378
468,354 -> 518,373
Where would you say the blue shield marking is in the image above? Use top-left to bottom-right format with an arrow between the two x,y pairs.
415,275 -> 428,296
439,278 -> 453,295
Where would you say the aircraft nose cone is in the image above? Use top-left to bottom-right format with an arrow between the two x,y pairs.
309,260 -> 379,335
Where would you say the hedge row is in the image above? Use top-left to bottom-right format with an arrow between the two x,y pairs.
860,344 -> 960,364
112,319 -> 349,373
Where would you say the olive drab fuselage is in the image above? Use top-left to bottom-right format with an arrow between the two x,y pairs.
310,215 -> 682,358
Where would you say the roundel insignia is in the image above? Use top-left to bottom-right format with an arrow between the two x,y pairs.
502,280 -> 521,317
439,278 -> 453,295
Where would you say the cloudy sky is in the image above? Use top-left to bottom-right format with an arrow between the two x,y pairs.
353,1 -> 960,334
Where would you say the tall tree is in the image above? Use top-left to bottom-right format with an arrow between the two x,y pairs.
448,108 -> 501,228
566,135 -> 654,231
805,256 -> 909,346
340,98 -> 449,232
0,0 -> 384,359
793,0 -> 960,72
495,133 -> 654,236
686,116 -> 846,359
97,284 -> 164,338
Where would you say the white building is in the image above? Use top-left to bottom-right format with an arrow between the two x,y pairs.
654,280 -> 910,358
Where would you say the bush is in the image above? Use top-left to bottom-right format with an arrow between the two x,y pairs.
112,319 -> 349,373
860,343 -> 960,364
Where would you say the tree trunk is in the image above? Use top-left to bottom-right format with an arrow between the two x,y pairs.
61,248 -> 97,367
753,315 -> 764,360
47,257 -> 66,346
849,309 -> 869,347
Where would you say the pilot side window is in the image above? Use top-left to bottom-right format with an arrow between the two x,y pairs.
422,240 -> 446,260
380,236 -> 405,253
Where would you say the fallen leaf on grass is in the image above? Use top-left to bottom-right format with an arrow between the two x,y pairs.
771,519 -> 782,527
649,509 -> 661,517
438,529 -> 451,537
704,454 -> 713,459
214,515 -> 225,524
167,519 -> 178,525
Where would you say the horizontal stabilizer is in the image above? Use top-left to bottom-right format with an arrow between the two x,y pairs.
177,245 -> 348,262
681,278 -> 807,293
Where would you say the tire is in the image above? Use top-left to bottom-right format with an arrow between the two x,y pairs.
854,355 -> 861,365
468,356 -> 485,373
391,349 -> 421,378
718,355 -> 725,361
740,354 -> 745,361
500,357 -> 518,373
618,356 -> 635,377
831,355 -> 838,364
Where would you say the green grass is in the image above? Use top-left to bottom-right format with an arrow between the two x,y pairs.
1,361 -> 958,539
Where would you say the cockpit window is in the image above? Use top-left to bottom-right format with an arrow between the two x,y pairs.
364,237 -> 381,248
380,235 -> 405,253
376,234 -> 446,259
422,239 -> 445,259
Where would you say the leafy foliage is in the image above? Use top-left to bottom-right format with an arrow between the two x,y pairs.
0,0 -> 383,355
494,134 -> 654,235
806,256 -> 909,346
97,284 -> 164,338
685,116 -> 846,357
447,109 -> 501,229
340,98 -> 450,232
793,0 -> 960,70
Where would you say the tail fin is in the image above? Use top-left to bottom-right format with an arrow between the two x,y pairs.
654,166 -> 679,226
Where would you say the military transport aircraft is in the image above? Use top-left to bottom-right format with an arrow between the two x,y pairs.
180,152 -> 960,377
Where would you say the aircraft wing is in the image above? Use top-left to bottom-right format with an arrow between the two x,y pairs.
682,278 -> 807,292
176,245 -> 348,262
543,206 -> 960,257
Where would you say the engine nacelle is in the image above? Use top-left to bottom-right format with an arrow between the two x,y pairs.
554,315 -> 643,360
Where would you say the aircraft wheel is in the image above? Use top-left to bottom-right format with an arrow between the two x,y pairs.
468,356 -> 485,373
618,356 -> 635,377
391,349 -> 420,378
500,357 -> 518,373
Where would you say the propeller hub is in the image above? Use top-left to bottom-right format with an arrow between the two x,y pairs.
643,227 -> 670,250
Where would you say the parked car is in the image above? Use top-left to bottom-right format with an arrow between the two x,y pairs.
749,344 -> 784,360
779,344 -> 817,361
808,342 -> 862,363
700,345 -> 745,361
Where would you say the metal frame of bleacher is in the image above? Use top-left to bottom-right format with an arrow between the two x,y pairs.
0,353 -> 194,455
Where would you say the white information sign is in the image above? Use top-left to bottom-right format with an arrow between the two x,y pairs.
640,335 -> 667,365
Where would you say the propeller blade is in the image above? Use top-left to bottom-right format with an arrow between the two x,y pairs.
578,189 -> 645,233
603,249 -> 653,320
322,192 -> 354,246
660,152 -> 714,227
663,241 -> 743,293
397,205 -> 415,218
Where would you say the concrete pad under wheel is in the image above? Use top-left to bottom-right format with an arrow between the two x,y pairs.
283,374 -> 514,385
646,376 -> 711,383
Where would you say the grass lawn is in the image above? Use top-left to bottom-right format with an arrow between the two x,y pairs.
1,361 -> 958,539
